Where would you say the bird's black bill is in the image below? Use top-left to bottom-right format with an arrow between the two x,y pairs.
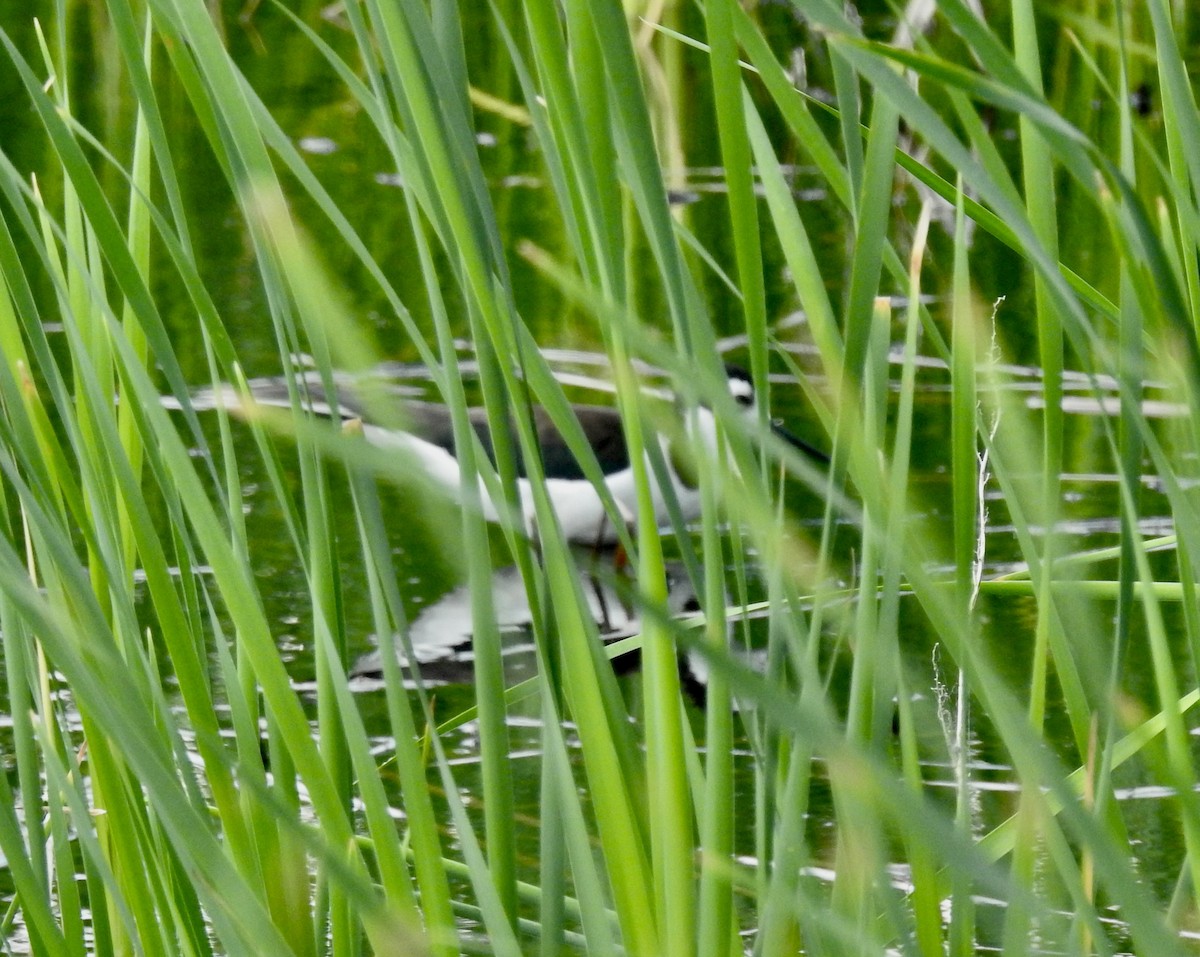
770,419 -> 830,464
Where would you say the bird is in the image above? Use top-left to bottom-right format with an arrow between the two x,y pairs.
186,364 -> 824,546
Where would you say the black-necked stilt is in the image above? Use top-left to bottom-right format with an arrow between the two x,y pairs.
190,364 -> 824,545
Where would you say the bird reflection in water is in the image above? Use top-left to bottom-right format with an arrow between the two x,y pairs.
349,554 -> 703,689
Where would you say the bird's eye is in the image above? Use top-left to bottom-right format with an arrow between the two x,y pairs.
734,391 -> 754,407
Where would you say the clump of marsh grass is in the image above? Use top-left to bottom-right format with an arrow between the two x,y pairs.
0,1 -> 1199,955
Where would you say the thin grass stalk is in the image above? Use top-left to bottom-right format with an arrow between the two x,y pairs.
241,273 -> 350,946
720,54 -> 844,930
634,411 -> 694,957
875,306 -> 931,943
0,459 -> 49,937
213,623 -> 313,955
22,724 -> 98,954
578,0 -> 712,361
742,91 -> 842,955
831,46 -> 864,204
879,211 -> 930,945
842,94 -> 900,391
113,16 -> 153,577
755,534 -> 803,944
1145,1 -> 1200,844
703,0 -> 769,424
577,590 -> 663,938
1012,0 -> 1065,776
895,670 -> 942,957
719,480 -> 766,921
312,610 -> 426,931
546,555 -> 660,954
696,441 -> 733,957
743,101 -> 844,404
0,657 -> 61,954
35,26 -> 114,578
832,298 -> 891,936
419,245 -> 519,928
609,319 -> 686,957
843,299 -> 889,746
730,8 -> 851,209
104,0 -> 194,260
536,724 -> 568,957
878,229 -> 931,738
1148,13 -> 1200,332
1120,531 -> 1200,926
696,18 -> 787,935
461,338 -> 522,930
1147,0 -> 1200,270
595,318 -> 695,957
511,0 -> 603,284
70,738 -> 173,957
561,0 -> 627,295
1102,14 -> 1147,945
302,428 -> 354,950
754,731 -> 815,955
948,183 -> 979,957
540,691 -> 623,957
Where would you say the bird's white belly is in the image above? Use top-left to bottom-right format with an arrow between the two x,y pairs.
362,424 -> 503,520
367,425 -> 704,544
539,438 -> 704,543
